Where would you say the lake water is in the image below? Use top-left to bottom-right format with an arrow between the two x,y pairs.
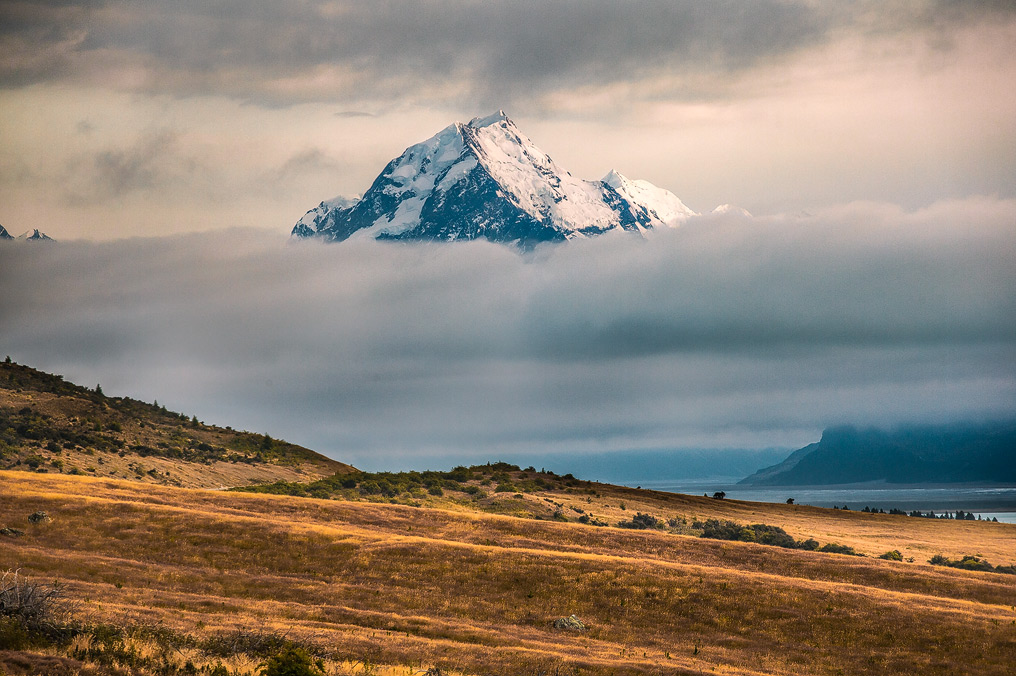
623,479 -> 1016,524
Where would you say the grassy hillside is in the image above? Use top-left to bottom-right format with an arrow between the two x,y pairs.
0,359 -> 353,488
2,470 -> 1014,675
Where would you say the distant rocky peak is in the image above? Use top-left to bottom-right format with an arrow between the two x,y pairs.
18,229 -> 55,242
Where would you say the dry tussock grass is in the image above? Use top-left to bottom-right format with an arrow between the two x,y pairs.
2,471 -> 1015,675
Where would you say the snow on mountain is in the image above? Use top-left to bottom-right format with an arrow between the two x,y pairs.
15,229 -> 55,242
0,224 -> 12,240
711,204 -> 752,217
291,196 -> 360,238
602,169 -> 695,228
292,111 -> 698,249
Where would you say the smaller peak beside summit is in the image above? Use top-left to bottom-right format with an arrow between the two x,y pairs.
602,169 -> 630,189
602,171 -> 696,228
0,224 -> 13,240
712,204 -> 752,217
468,110 -> 512,129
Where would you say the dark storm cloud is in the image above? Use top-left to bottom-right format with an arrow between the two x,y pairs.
3,1 -> 1009,105
1,199 -> 1013,468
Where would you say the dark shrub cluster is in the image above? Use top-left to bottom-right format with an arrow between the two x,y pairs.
698,519 -> 863,555
928,554 -> 1016,575
618,512 -> 663,530
259,646 -> 325,676
577,514 -> 608,526
700,519 -> 796,548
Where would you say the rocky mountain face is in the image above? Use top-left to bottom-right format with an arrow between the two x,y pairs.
17,229 -> 55,242
292,111 -> 696,249
1,227 -> 55,242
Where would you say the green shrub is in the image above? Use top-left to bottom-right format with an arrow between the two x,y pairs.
259,646 -> 324,676
929,553 -> 1009,573
954,555 -> 995,572
819,543 -> 862,556
699,519 -> 798,549
879,550 -> 903,561
618,512 -> 662,529
358,481 -> 382,495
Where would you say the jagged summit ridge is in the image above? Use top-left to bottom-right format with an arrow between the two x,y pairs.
17,228 -> 55,242
1,226 -> 55,242
292,112 -> 696,248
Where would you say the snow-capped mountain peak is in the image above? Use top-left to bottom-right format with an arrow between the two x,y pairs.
292,112 -> 698,248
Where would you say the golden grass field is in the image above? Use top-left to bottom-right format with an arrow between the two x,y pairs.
2,470 -> 1014,675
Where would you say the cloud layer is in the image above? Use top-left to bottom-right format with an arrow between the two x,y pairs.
2,200 -> 1013,470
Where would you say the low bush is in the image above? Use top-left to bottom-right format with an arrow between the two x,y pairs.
929,554 -> 1014,574
618,512 -> 662,530
819,543 -> 862,556
699,519 -> 797,549
259,646 -> 325,676
203,625 -> 290,658
0,568 -> 70,639
699,520 -> 866,555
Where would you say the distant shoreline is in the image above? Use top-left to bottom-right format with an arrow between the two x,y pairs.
622,479 -> 1016,519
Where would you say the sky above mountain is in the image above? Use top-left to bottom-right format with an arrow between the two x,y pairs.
0,1 -> 1014,239
1,2 -> 1014,472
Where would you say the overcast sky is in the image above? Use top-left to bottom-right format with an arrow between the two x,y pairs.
1,1 -> 1014,472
